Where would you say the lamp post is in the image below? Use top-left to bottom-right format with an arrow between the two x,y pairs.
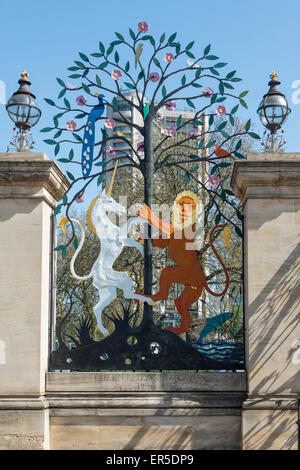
6,71 -> 41,152
257,72 -> 290,152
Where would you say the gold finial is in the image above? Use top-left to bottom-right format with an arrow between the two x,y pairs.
270,71 -> 278,80
107,160 -> 118,197
21,70 -> 29,80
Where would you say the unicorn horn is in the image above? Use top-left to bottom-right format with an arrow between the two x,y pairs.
107,160 -> 118,196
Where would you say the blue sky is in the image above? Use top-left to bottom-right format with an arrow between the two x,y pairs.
0,0 -> 299,164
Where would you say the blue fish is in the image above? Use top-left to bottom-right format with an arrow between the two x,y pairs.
196,312 -> 233,344
81,94 -> 105,177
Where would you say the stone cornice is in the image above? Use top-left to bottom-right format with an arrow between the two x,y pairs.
231,152 -> 300,205
0,153 -> 70,204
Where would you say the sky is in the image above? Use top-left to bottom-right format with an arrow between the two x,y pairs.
0,0 -> 299,173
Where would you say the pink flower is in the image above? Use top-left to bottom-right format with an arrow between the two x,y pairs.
209,175 -> 220,187
164,126 -> 176,137
111,69 -> 122,81
75,192 -> 85,203
106,146 -> 117,157
138,21 -> 149,33
216,105 -> 226,116
164,52 -> 174,64
76,95 -> 87,106
137,141 -> 144,152
203,87 -> 214,98
104,118 -> 116,129
66,120 -> 77,131
165,100 -> 176,111
149,72 -> 160,82
188,128 -> 200,139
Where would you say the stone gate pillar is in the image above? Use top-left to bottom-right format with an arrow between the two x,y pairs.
232,152 -> 300,450
0,153 -> 69,450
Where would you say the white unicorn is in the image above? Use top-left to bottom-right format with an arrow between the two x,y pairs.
69,188 -> 153,335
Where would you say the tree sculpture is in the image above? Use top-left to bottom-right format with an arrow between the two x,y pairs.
44,21 -> 259,370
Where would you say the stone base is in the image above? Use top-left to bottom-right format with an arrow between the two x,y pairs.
0,398 -> 49,450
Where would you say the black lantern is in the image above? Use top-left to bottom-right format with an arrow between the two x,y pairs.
6,71 -> 41,152
257,72 -> 290,152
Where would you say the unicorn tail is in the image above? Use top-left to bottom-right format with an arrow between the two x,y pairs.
69,218 -> 93,281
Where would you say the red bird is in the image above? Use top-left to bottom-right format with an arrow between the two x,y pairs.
214,144 -> 235,160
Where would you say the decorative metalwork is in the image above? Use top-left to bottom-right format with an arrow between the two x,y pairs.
46,23 -> 254,371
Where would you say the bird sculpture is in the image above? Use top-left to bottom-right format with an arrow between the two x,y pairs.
81,93 -> 105,177
214,144 -> 235,160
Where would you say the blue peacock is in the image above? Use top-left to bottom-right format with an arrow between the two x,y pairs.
81,93 -> 105,177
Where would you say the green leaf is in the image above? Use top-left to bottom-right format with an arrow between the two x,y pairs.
153,58 -> 161,68
210,69 -> 220,76
209,115 -> 214,126
211,165 -> 217,175
181,74 -> 186,86
90,53 -> 102,58
240,99 -> 248,109
40,127 -> 53,133
112,97 -> 118,108
101,128 -> 109,139
215,213 -> 221,225
219,162 -> 231,168
206,139 -> 216,148
192,83 -> 202,88
234,151 -> 246,159
235,226 -> 243,238
82,83 -> 91,95
94,161 -> 106,166
137,70 -> 144,81
176,114 -> 182,128
96,75 -> 102,87
223,82 -> 234,89
129,28 -> 136,40
79,52 -> 89,62
54,144 -> 60,156
98,61 -> 108,69
186,40 -> 194,50
214,62 -> 227,68
224,189 -> 234,196
189,154 -> 200,160
56,78 -> 65,87
114,51 -> 119,63
44,98 -> 55,106
204,44 -> 211,55
210,93 -> 217,104
168,32 -> 177,43
236,139 -> 242,150
54,205 -> 62,216
248,132 -> 261,139
231,77 -> 242,82
82,69 -> 89,77
245,119 -> 251,131
115,32 -> 124,41
221,190 -> 226,202
54,112 -> 64,119
66,171 -> 75,181
216,97 -> 226,103
230,105 -> 239,114
68,74 -> 81,79
226,70 -> 236,79
221,131 -> 230,139
74,238 -> 79,250
217,121 -> 227,131
219,82 -> 224,95
206,55 -> 219,60
63,193 -> 68,204
124,82 -> 135,90
99,42 -> 105,53
239,90 -> 249,98
61,246 -> 67,259
44,139 -> 56,145
75,113 -> 87,119
64,98 -> 71,109
125,61 -> 130,72
58,158 -> 71,163
186,51 -> 195,59
236,210 -> 243,221
198,138 -> 205,149
195,67 -> 202,79
97,174 -> 103,186
160,32 -> 166,44
74,61 -> 85,68
68,66 -> 80,71
54,244 -> 65,251
106,45 -> 114,56
186,99 -> 195,109
175,43 -> 181,54
53,117 -> 59,127
190,166 -> 199,173
69,149 -> 74,160
229,115 -> 235,126
162,85 -> 167,97
72,133 -> 82,142
185,172 -> 191,184
54,129 -> 62,139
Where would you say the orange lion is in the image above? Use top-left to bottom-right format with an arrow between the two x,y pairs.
137,191 -> 230,335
